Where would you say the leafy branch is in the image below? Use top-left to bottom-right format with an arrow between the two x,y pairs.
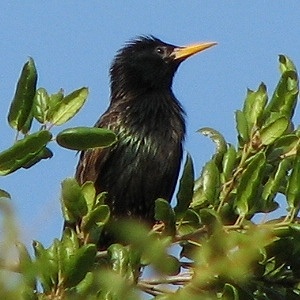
0,55 -> 300,299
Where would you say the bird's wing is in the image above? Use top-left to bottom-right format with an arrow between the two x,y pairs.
75,147 -> 109,186
74,107 -> 119,191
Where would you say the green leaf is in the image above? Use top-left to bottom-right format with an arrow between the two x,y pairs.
22,147 -> 53,169
50,87 -> 88,125
64,244 -> 97,287
61,228 -> 79,258
267,134 -> 299,160
0,130 -> 52,175
262,158 -> 291,203
279,54 -> 297,73
221,283 -> 239,300
82,205 -> 110,232
243,83 -> 268,129
60,178 -> 88,222
56,126 -> 117,150
0,189 -> 11,199
265,60 -> 298,121
202,159 -> 220,205
162,255 -> 181,276
235,110 -> 250,144
8,58 -> 37,131
59,230 -> 79,277
75,272 -> 94,296
175,154 -> 194,216
199,127 -> 227,166
81,181 -> 96,212
96,270 -> 140,300
47,239 -> 60,286
176,209 -> 201,236
222,144 -> 237,181
21,110 -> 34,135
235,152 -> 266,216
46,89 -> 64,121
191,177 -> 207,208
155,198 -> 176,235
32,241 -> 51,292
111,220 -> 171,272
95,191 -> 108,206
286,153 -> 300,209
32,240 -> 58,292
260,117 -> 289,145
199,208 -> 222,226
107,244 -> 131,276
33,88 -> 50,124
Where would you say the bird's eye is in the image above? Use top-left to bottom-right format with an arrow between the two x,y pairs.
155,46 -> 165,56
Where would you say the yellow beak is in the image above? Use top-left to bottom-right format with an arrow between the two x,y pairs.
172,42 -> 217,61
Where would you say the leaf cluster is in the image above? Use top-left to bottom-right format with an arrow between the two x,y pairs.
1,56 -> 300,299
0,58 -> 116,176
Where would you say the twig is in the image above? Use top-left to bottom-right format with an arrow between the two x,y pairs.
137,281 -> 174,296
96,250 -> 108,259
138,273 -> 193,296
139,272 -> 193,286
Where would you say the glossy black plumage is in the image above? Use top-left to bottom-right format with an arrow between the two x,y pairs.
75,36 -> 216,233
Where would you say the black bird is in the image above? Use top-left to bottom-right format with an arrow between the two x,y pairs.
75,36 -> 216,237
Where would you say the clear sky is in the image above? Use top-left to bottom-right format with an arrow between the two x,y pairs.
1,2 -> 300,248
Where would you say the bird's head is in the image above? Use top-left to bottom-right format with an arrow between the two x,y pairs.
110,36 -> 216,97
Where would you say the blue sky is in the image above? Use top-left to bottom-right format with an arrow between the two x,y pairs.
1,2 -> 300,248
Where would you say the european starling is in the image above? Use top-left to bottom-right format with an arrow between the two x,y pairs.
75,36 -> 216,239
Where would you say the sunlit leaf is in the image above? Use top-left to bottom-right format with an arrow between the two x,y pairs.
46,89 -> 64,121
279,54 -> 297,74
81,181 -> 96,212
107,244 -> 137,281
260,117 -> 289,145
33,87 -> 50,124
50,87 -> 88,125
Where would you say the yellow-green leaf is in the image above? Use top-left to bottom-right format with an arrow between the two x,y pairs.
50,87 -> 88,125
260,117 -> 289,145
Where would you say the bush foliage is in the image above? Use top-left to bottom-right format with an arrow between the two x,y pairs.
0,56 -> 300,299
